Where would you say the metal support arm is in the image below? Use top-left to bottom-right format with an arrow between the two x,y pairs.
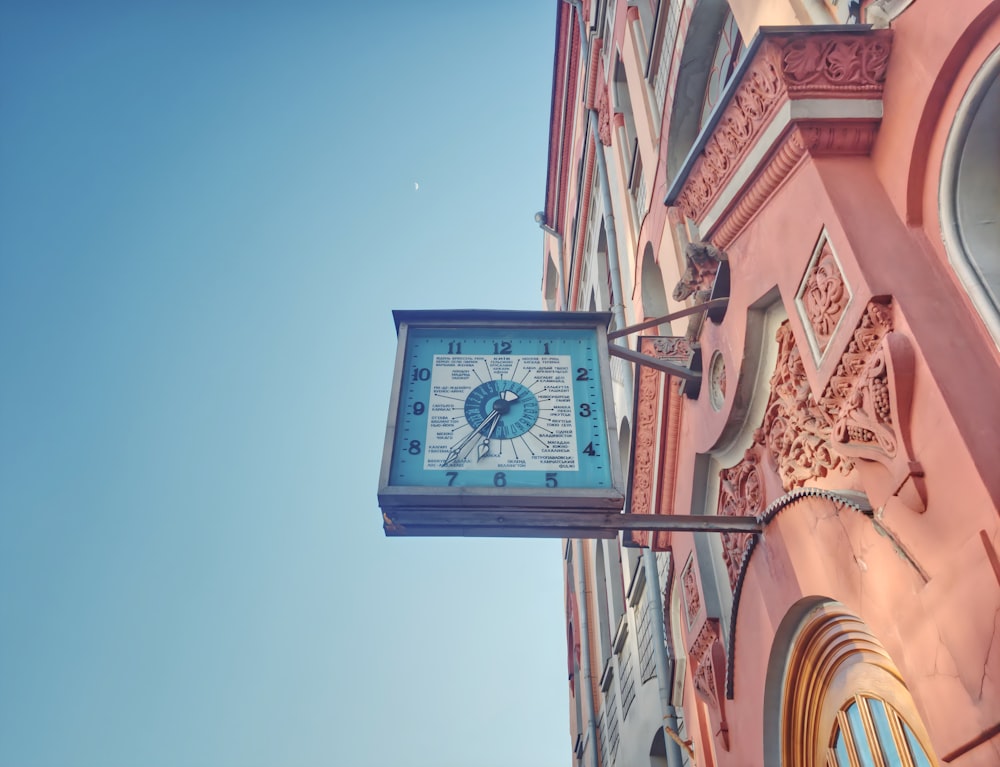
606,298 -> 729,340
607,344 -> 702,381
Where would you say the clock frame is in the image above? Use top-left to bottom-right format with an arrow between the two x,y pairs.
378,309 -> 626,537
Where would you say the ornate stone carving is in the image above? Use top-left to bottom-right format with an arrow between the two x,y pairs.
780,35 -> 891,93
754,323 -> 852,490
628,336 -> 692,547
718,453 -> 764,590
689,618 -> 729,750
822,302 -> 920,489
630,346 -> 661,521
597,88 -> 612,147
682,555 -> 701,628
671,30 -> 892,225
673,241 -> 727,302
749,300 -> 920,507
797,234 -> 849,358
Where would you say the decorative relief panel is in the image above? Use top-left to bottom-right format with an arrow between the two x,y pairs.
822,301 -> 921,501
597,87 -> 612,147
745,299 -> 920,507
718,452 -> 764,591
754,321 -> 852,490
670,29 -> 892,227
682,554 -> 701,628
689,617 -> 730,750
628,335 -> 690,548
780,35 -> 891,93
796,231 -> 851,361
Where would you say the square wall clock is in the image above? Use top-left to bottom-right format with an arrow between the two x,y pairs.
378,309 -> 626,537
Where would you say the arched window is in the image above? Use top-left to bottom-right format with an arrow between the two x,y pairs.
829,696 -> 934,767
770,601 -> 938,767
640,244 -> 671,333
941,44 -> 1000,344
700,11 -> 746,127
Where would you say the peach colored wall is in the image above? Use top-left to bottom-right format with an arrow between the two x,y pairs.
661,6 -> 1000,763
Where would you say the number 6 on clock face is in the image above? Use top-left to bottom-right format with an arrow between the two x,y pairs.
378,310 -> 626,516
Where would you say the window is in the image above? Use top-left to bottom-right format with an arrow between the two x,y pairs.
699,11 -> 746,128
614,56 -> 639,174
941,44 -> 1000,344
770,601 -> 939,767
635,582 -> 658,682
829,696 -> 934,767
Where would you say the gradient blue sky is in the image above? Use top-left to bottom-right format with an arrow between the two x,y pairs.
0,4 -> 570,766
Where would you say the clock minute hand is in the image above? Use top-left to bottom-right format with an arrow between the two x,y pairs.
443,410 -> 501,466
477,415 -> 501,461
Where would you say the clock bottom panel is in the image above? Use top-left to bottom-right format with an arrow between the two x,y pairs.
381,506 -> 620,539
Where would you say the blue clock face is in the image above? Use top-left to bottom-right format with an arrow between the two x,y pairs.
388,325 -> 614,491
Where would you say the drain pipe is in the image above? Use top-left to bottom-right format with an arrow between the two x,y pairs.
643,551 -> 689,765
564,1 -> 683,764
573,540 -> 600,767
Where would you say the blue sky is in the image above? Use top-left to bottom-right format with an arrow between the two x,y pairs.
0,4 -> 569,766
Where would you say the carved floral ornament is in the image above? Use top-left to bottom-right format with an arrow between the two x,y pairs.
718,452 -> 764,591
715,298 -> 920,559
597,87 -> 612,147
689,617 -> 730,751
797,233 -> 850,358
628,335 -> 691,548
671,29 -> 892,225
682,554 -> 701,628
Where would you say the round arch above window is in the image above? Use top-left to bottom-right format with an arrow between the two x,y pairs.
941,43 -> 1000,345
765,600 -> 938,767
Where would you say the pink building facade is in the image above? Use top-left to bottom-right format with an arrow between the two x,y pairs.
541,2 -> 1000,765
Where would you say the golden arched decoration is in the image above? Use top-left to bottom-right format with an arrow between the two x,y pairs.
780,602 -> 938,767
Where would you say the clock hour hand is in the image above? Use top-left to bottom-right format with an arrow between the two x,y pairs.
443,409 -> 501,466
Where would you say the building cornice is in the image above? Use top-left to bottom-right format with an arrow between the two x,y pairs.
664,26 -> 892,242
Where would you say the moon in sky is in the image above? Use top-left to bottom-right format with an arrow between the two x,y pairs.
414,181 -> 419,191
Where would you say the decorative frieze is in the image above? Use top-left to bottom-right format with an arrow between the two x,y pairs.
668,29 -> 892,231
628,335 -> 690,548
780,35 -> 891,93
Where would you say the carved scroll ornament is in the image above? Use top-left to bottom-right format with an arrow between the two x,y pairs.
682,555 -> 701,628
718,453 -> 764,591
689,617 -> 730,750
799,238 -> 848,355
750,300 -> 917,505
754,322 -> 852,490
672,29 -> 892,225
